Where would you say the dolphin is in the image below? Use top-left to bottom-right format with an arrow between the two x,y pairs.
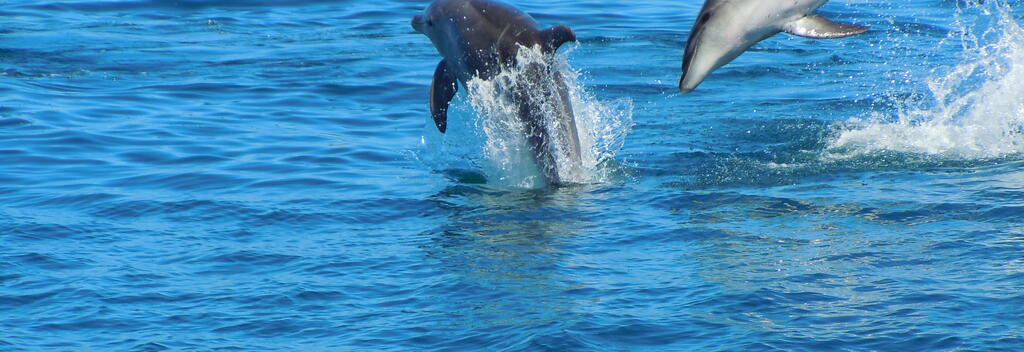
679,0 -> 868,93
412,0 -> 583,185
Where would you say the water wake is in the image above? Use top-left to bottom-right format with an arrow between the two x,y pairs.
421,46 -> 633,189
831,1 -> 1024,159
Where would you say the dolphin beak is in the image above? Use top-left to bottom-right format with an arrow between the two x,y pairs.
679,61 -> 705,94
679,26 -> 709,94
411,15 -> 425,34
679,54 -> 704,94
679,38 -> 744,94
679,83 -> 696,94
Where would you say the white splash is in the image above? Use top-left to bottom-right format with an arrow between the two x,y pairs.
830,2 -> 1024,159
423,45 -> 632,189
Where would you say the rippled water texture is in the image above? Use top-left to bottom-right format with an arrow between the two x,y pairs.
2,0 -> 1024,350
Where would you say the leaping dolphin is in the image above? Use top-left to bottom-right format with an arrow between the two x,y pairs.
679,0 -> 869,93
412,0 -> 583,185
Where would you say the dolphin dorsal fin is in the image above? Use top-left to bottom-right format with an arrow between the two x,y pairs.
430,60 -> 458,133
784,15 -> 868,39
541,25 -> 577,53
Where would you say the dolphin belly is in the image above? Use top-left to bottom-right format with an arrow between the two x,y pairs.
551,71 -> 584,181
511,61 -> 583,185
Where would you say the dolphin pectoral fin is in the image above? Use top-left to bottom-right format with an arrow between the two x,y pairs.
430,60 -> 458,133
541,25 -> 577,52
784,15 -> 868,39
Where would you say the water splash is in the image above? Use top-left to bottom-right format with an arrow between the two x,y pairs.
421,45 -> 633,189
831,1 -> 1024,159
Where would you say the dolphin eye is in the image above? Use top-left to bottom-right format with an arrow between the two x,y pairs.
697,12 -> 712,26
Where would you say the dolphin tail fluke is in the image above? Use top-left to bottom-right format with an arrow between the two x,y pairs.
784,15 -> 868,39
541,25 -> 577,53
430,60 -> 458,133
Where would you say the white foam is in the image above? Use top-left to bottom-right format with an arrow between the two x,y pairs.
422,45 -> 632,189
830,2 -> 1024,159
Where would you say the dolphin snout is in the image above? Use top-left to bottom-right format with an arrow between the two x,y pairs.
679,38 -> 723,94
679,67 -> 705,94
411,15 -> 425,34
679,57 -> 707,94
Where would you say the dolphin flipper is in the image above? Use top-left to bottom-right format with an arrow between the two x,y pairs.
430,60 -> 458,133
541,25 -> 577,53
783,15 -> 868,39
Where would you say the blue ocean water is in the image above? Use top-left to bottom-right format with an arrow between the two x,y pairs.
2,0 -> 1024,350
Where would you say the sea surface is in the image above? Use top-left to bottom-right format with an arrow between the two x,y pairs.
2,0 -> 1024,350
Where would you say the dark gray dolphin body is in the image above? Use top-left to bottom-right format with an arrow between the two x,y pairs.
412,0 -> 582,185
679,0 -> 869,93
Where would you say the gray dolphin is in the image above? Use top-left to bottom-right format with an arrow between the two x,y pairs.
412,0 -> 582,185
679,0 -> 869,93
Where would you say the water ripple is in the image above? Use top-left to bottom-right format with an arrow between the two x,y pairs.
2,0 -> 1023,351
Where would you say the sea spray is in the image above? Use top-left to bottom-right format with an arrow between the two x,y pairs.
421,45 -> 633,188
830,1 -> 1024,159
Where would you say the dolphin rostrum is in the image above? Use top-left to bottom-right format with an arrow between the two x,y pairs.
412,0 -> 583,185
679,0 -> 868,93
